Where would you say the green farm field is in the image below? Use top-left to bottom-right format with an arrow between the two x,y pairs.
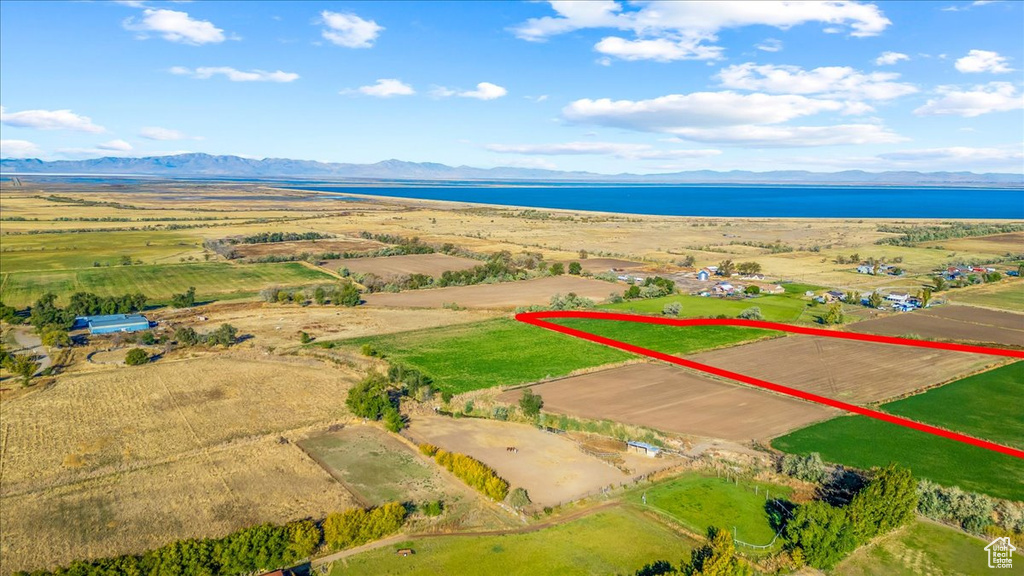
631,472 -> 793,549
833,520 -> 995,576
772,415 -> 1024,501
599,293 -> 813,322
0,229 -> 207,272
319,317 -> 767,393
0,261 -> 334,307
883,362 -> 1023,450
328,506 -> 696,576
949,281 -> 1024,312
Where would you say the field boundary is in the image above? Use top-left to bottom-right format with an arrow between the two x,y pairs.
515,311 -> 1024,459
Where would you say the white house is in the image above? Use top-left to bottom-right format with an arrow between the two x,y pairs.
885,292 -> 911,304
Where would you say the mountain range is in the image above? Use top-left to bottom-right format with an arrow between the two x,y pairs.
2,153 -> 1021,185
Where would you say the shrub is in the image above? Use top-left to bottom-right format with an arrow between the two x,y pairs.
519,389 -> 543,417
299,331 -> 312,344
346,373 -> 397,421
419,443 -> 439,457
662,302 -> 681,316
492,406 -> 509,421
322,502 -> 407,551
421,500 -> 443,517
430,449 -> 509,501
738,306 -> 763,320
568,261 -> 583,275
124,348 -> 149,366
779,452 -> 828,484
507,487 -> 531,510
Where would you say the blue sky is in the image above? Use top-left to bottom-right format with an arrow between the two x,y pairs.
1,0 -> 1022,173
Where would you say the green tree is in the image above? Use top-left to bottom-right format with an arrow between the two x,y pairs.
568,261 -> 583,275
549,262 -> 565,276
519,389 -> 544,417
737,261 -> 762,276
737,306 -> 762,320
743,285 -> 760,295
124,348 -> 149,366
7,353 -> 40,386
40,325 -> 71,348
346,373 -> 396,420
174,326 -> 200,346
578,249 -> 588,260
0,301 -> 21,324
717,260 -> 736,276
844,290 -> 860,305
170,286 -> 196,308
206,324 -> 238,346
847,464 -> 917,541
933,276 -> 947,292
785,501 -> 858,570
919,287 -> 932,307
507,487 -> 531,510
822,302 -> 845,325
867,291 -> 884,308
336,283 -> 361,307
314,286 -> 327,305
685,527 -> 749,576
383,407 -> 405,432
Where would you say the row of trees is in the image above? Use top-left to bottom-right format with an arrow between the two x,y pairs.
623,276 -> 676,300
259,284 -> 360,307
28,291 -> 147,330
876,222 -> 1024,246
174,324 -> 239,347
233,231 -> 332,244
635,526 -> 749,576
918,480 -> 1023,541
13,501 -> 408,576
420,444 -> 510,501
345,373 -> 404,432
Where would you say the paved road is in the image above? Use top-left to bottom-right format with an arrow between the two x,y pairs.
9,326 -> 50,375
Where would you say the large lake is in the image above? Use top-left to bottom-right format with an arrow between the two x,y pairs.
286,184 -> 1024,219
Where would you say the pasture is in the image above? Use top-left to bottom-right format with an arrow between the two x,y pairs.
882,362 -> 1023,450
834,520 -> 999,576
321,318 -> 766,394
847,304 -> 1024,347
772,416 -> 1024,501
635,472 -> 794,549
334,253 -> 481,278
0,261 -> 334,307
689,334 -> 997,404
362,276 -> 623,309
503,363 -> 836,441
0,229 -> 207,272
232,237 -> 385,258
405,416 -> 640,508
949,282 -> 1024,313
0,351 -> 362,572
328,506 -> 696,576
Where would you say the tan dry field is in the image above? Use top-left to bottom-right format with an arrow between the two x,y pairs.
573,258 -> 647,273
504,363 -> 837,442
688,335 -> 999,404
846,305 -> 1024,347
150,300 -> 500,349
333,253 -> 481,278
0,351 -> 362,571
231,237 -> 386,258
363,276 -> 623,309
404,415 -> 645,508
921,231 -> 1024,255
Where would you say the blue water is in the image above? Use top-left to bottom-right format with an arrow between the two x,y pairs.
286,184 -> 1024,219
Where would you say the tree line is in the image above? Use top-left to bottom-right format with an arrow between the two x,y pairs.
232,231 -> 333,244
420,444 -> 510,501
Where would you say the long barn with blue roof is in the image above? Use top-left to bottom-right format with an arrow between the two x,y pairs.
73,314 -> 150,335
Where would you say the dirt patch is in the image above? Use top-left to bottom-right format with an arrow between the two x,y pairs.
404,415 -> 641,507
502,363 -> 836,442
232,237 -> 385,258
846,305 -> 1024,347
363,276 -> 624,309
331,253 -> 480,278
688,335 -> 999,404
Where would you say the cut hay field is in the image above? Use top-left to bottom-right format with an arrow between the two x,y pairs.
320,318 -> 767,393
232,237 -> 385,258
634,472 -> 794,548
847,304 -> 1024,347
0,229 -> 207,272
880,362 -> 1023,450
599,293 -> 812,323
833,519 -> 997,576
772,415 -> 1024,501
689,334 -> 998,404
948,281 -> 1024,313
0,261 -> 334,307
405,416 -> 638,508
507,363 -> 836,442
362,276 -> 623,309
334,253 -> 481,278
328,505 -> 696,576
0,352 -> 362,571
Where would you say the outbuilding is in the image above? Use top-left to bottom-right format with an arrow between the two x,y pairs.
74,314 -> 150,335
627,440 -> 662,458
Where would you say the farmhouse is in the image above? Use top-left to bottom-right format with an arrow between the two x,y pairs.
626,440 -> 662,458
823,290 -> 846,303
74,314 -> 150,335
713,282 -> 735,295
885,292 -> 911,305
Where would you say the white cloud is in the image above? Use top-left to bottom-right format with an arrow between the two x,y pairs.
525,95 -> 549,103
450,82 -> 508,100
320,11 -> 383,48
755,38 -> 783,52
170,66 -> 299,82
486,141 -> 721,160
875,51 -> 909,65
123,8 -> 225,45
97,139 -> 133,151
954,49 -> 1013,73
512,1 -> 890,62
914,82 -> 1024,117
563,92 -> 847,131
0,139 -> 42,158
501,157 -> 559,170
669,124 -> 907,146
878,145 -> 1023,165
139,126 -> 195,140
717,63 -> 917,102
353,78 -> 415,97
0,106 -> 105,132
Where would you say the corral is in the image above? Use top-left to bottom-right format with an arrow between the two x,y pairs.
404,415 -> 663,508
334,253 -> 480,278
231,237 -> 386,258
0,351 -> 362,571
501,363 -> 836,442
688,334 -> 998,404
362,276 -> 623,309
847,305 -> 1024,347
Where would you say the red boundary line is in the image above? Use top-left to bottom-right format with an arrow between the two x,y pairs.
514,310 -> 1024,460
